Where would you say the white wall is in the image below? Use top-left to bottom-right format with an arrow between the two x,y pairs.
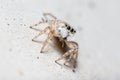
0,0 -> 120,80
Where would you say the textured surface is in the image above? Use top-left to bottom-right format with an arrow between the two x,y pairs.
0,0 -> 120,80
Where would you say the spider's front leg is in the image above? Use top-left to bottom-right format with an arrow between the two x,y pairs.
30,15 -> 51,31
30,21 -> 46,31
40,31 -> 53,53
32,26 -> 51,43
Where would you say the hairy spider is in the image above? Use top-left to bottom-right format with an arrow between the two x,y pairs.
30,13 -> 78,71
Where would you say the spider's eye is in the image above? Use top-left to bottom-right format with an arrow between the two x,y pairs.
74,30 -> 76,33
71,28 -> 74,32
67,26 -> 71,30
65,24 -> 68,27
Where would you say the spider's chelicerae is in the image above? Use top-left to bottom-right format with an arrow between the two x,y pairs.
30,13 -> 78,71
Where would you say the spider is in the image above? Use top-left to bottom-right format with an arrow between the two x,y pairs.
30,13 -> 78,70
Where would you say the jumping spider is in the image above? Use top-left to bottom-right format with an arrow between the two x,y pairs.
30,13 -> 78,71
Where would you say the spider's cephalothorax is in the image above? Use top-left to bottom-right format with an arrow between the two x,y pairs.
55,22 -> 76,39
30,13 -> 78,72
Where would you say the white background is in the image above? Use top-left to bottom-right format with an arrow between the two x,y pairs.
0,0 -> 120,80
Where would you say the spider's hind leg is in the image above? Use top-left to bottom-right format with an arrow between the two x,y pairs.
63,53 -> 73,66
55,49 -> 73,64
55,40 -> 78,72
